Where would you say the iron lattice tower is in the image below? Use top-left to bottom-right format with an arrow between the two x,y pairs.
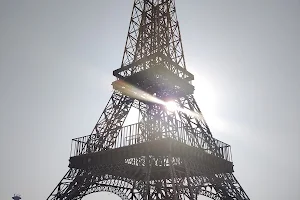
48,0 -> 250,199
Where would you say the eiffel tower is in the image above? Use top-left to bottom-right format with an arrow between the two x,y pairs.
47,0 -> 250,199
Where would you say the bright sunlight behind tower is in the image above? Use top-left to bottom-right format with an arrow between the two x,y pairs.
113,79 -> 203,119
165,101 -> 178,112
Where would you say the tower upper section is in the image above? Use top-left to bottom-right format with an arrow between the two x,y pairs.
113,0 -> 194,99
121,0 -> 186,68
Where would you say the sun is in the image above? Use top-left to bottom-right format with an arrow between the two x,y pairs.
165,101 -> 178,112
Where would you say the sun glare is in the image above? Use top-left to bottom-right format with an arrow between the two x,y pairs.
112,80 -> 204,120
165,101 -> 178,112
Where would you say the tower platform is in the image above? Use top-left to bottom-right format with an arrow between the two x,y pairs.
69,136 -> 233,180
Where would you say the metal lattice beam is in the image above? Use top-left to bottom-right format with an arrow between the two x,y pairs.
121,0 -> 186,69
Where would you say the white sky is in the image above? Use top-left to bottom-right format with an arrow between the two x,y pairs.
0,0 -> 299,199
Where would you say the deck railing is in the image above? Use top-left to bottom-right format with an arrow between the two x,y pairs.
70,122 -> 232,162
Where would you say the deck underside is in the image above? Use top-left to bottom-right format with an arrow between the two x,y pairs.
69,138 -> 233,180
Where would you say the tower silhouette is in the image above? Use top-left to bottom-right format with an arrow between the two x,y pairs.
48,0 -> 250,199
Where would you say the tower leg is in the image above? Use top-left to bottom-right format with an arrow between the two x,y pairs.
177,95 -> 221,157
48,166 -> 144,200
210,173 -> 250,200
47,168 -> 90,200
85,91 -> 133,153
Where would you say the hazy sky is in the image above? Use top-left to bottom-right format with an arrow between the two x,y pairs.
0,0 -> 299,199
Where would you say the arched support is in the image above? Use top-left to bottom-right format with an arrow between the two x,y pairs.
83,186 -> 130,200
83,178 -> 143,200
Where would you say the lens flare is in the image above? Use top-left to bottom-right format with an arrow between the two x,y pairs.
112,80 -> 204,120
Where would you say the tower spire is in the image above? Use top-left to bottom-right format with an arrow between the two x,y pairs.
122,0 -> 186,68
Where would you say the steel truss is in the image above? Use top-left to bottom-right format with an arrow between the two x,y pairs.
48,146 -> 247,199
122,0 -> 186,68
48,0 -> 250,199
